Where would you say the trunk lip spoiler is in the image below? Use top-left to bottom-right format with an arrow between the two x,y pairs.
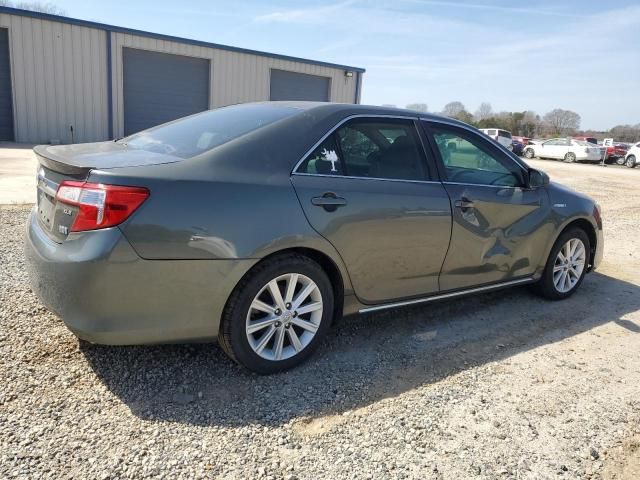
33,145 -> 91,177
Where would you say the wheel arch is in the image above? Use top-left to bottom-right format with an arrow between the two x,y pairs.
554,218 -> 598,270
222,247 -> 347,332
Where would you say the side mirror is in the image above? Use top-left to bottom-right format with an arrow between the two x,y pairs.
527,168 -> 549,188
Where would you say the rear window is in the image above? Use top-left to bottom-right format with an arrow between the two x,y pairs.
117,104 -> 299,159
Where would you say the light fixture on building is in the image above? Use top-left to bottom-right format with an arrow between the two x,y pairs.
345,71 -> 354,77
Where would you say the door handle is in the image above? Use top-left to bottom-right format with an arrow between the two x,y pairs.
311,192 -> 347,212
454,199 -> 475,210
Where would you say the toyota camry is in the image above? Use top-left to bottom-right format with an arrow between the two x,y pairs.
25,102 -> 603,373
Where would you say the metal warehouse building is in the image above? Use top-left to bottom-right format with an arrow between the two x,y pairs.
0,7 -> 364,144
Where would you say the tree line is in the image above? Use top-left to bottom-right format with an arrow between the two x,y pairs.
400,102 -> 640,142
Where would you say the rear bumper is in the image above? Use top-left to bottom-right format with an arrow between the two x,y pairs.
576,154 -> 603,163
24,209 -> 256,344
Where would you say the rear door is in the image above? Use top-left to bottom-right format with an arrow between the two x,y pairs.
423,121 -> 549,291
291,116 -> 452,304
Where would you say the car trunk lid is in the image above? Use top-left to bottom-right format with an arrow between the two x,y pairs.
34,142 -> 177,243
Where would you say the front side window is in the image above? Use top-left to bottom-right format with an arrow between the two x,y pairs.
336,119 -> 427,181
498,130 -> 512,139
429,125 -> 524,187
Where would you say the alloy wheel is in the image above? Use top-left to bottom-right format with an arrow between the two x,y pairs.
626,156 -> 636,168
245,273 -> 323,361
553,238 -> 586,293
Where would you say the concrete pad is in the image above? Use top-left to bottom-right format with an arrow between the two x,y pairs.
0,142 -> 37,204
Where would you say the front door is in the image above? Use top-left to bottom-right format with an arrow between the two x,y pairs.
424,121 -> 550,291
291,117 -> 452,304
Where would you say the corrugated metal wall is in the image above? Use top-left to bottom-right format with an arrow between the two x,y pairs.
0,11 -> 360,143
0,13 -> 108,144
110,32 -> 358,139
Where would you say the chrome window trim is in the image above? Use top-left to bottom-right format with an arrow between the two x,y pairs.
420,117 -> 530,172
291,113 -> 420,175
443,181 -> 524,189
359,277 -> 535,314
291,172 -> 442,185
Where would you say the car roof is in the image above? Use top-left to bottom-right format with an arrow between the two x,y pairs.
247,101 -> 468,125
195,102 -> 481,177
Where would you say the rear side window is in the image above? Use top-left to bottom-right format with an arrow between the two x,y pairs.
297,118 -> 430,181
336,119 -> 427,181
297,135 -> 343,175
487,129 -> 497,136
118,104 -> 298,159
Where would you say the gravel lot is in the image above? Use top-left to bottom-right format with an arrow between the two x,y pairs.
1,158 -> 639,479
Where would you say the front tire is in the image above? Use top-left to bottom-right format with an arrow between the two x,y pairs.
626,155 -> 636,168
524,148 -> 535,159
564,152 -> 576,163
534,228 -> 590,300
219,254 -> 334,374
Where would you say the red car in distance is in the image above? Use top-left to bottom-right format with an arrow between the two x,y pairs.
573,136 -> 627,160
513,136 -> 531,145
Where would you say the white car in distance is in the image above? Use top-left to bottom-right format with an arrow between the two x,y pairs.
523,138 -> 602,163
479,128 -> 513,150
624,141 -> 640,168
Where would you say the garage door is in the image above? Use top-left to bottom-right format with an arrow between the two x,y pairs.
123,48 -> 210,135
270,69 -> 330,102
0,28 -> 14,141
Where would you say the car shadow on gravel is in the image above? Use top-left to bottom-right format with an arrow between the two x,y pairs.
80,271 -> 640,427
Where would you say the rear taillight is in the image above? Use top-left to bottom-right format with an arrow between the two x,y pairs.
56,181 -> 149,232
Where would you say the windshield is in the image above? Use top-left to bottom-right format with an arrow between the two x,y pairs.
117,104 -> 300,158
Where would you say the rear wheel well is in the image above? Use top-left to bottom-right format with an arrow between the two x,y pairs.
234,248 -> 345,323
559,219 -> 597,269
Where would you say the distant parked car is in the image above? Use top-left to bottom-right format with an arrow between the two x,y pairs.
573,136 -> 598,145
480,128 -> 513,150
624,142 -> 640,168
610,143 -> 630,164
513,136 -> 532,145
511,140 -> 525,156
523,138 -> 602,163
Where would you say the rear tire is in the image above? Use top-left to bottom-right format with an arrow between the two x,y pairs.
564,152 -> 576,163
626,155 -> 636,168
616,156 -> 626,166
534,228 -> 590,300
219,254 -> 334,374
524,148 -> 535,159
